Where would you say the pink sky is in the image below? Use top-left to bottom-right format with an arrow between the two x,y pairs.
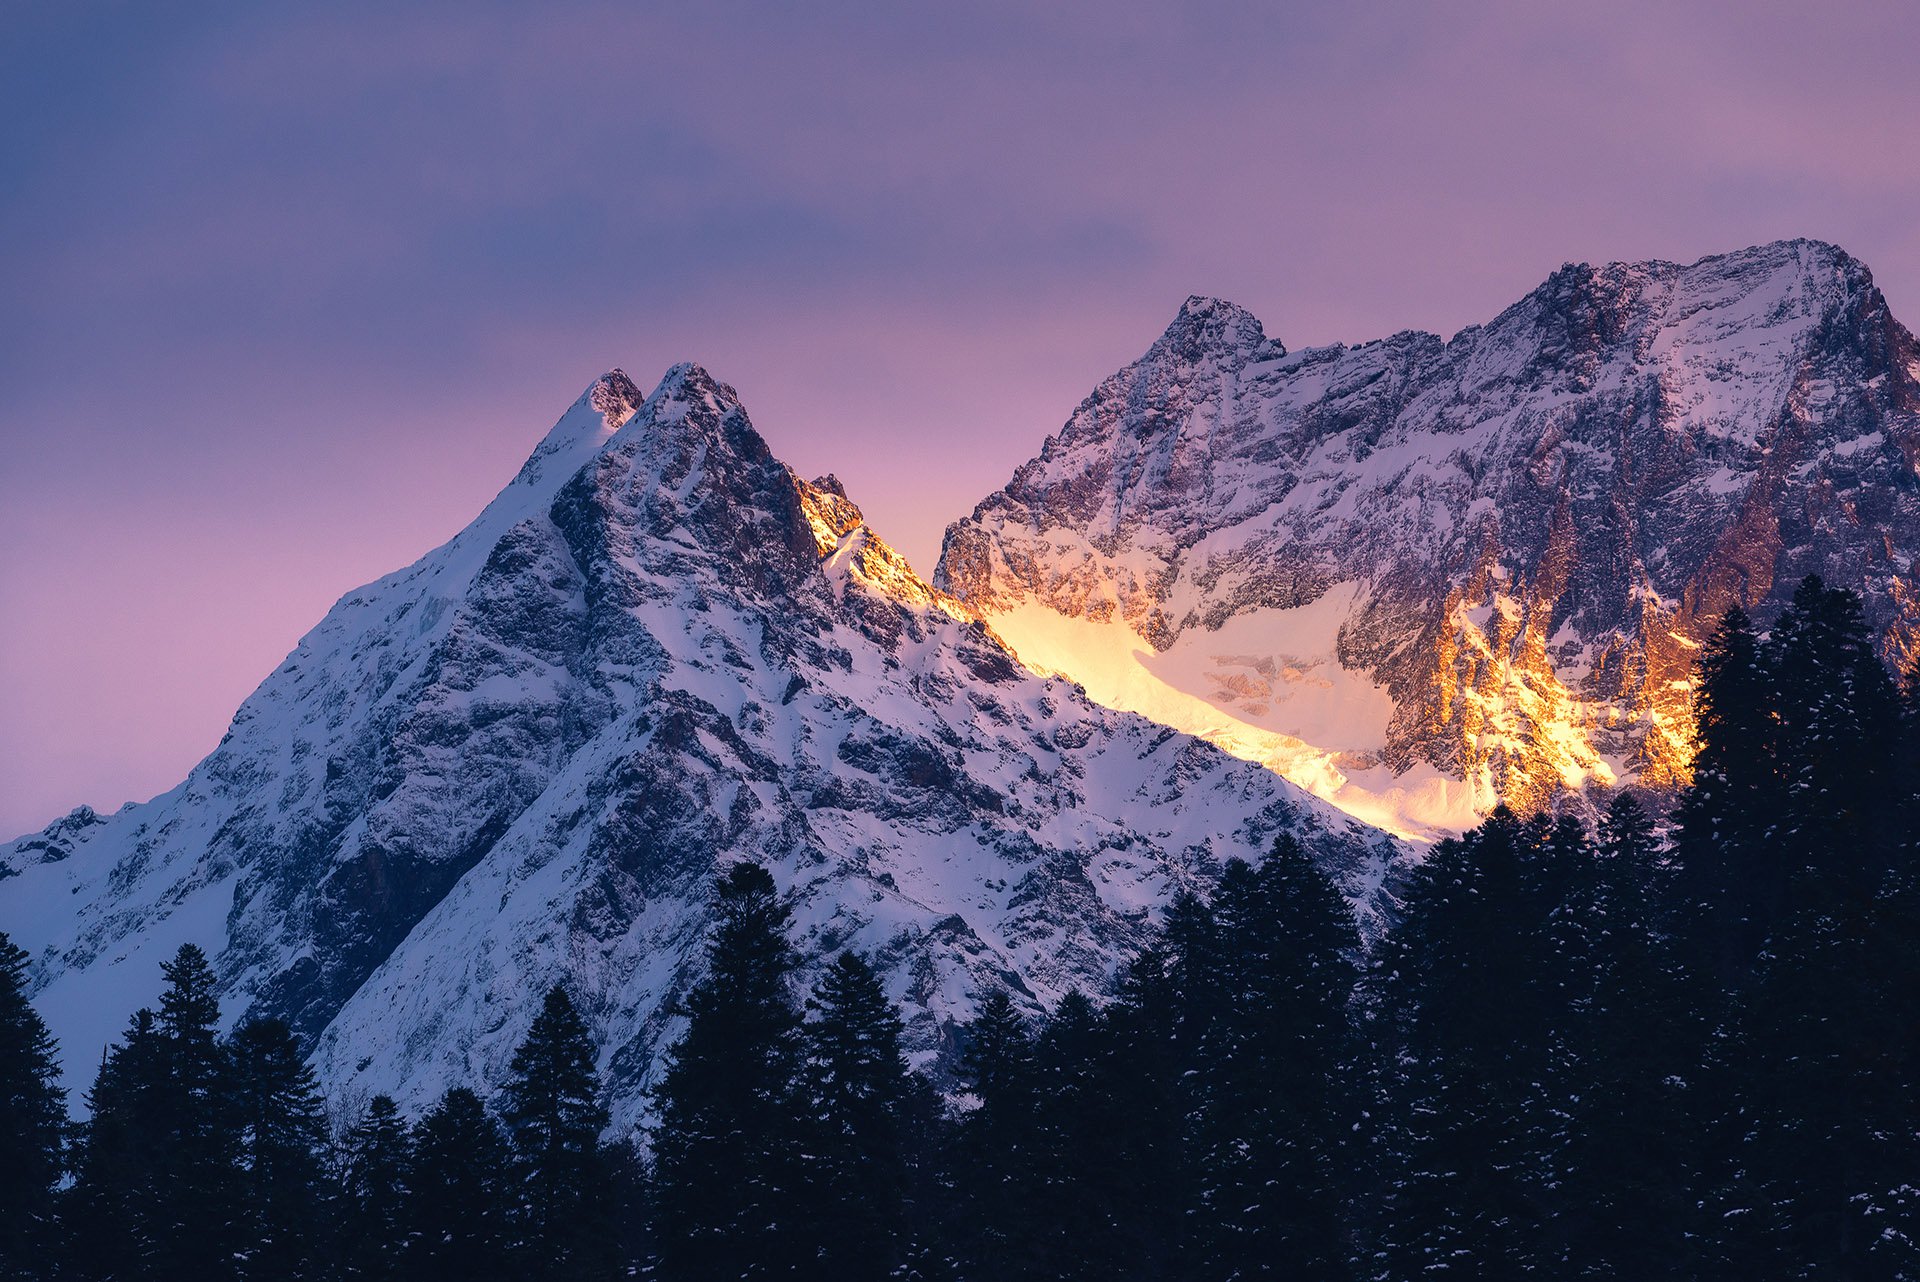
5,1 -> 1920,836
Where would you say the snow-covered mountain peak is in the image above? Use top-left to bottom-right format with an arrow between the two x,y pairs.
587,367 -> 645,427
940,239 -> 1920,836
1154,294 -> 1283,367
2,360 -> 1389,1128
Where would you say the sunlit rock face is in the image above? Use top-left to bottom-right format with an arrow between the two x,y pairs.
0,366 -> 1390,1131
938,241 -> 1920,837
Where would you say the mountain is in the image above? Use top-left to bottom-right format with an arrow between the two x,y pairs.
0,364 -> 1389,1129
938,240 -> 1920,838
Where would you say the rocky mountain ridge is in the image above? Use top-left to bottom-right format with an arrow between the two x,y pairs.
939,240 -> 1920,836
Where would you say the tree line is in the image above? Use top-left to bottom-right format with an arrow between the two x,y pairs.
3,574 -> 1916,1279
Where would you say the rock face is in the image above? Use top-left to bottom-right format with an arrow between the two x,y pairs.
0,364 -> 1388,1130
938,241 -> 1920,837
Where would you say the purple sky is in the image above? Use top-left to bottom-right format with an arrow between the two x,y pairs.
5,1 -> 1920,838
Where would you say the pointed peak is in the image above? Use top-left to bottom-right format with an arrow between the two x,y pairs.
649,361 -> 744,416
588,368 -> 644,428
1155,295 -> 1282,363
791,468 -> 867,556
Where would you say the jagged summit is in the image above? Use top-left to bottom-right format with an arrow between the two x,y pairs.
1153,294 -> 1282,365
587,367 -> 644,426
940,239 -> 1920,837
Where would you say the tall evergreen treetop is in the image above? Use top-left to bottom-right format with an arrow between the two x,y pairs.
152,942 -> 243,1281
1767,574 -> 1902,887
70,1007 -> 170,1281
502,986 -> 608,1164
229,1017 -> 329,1282
339,1094 -> 413,1282
803,951 -> 915,1282
501,985 -> 614,1281
807,951 -> 911,1128
0,931 -> 65,1281
410,1086 -> 513,1282
650,860 -> 811,1282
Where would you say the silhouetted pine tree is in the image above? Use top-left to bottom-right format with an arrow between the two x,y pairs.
951,986 -> 1044,1280
650,861 -> 811,1280
1367,807 -> 1544,1280
338,1094 -> 412,1282
152,943 -> 243,1281
1768,575 -> 1903,887
501,985 -> 616,1281
0,931 -> 66,1281
1702,867 -> 1919,1280
1675,604 -> 1781,980
1552,791 -> 1698,1278
67,1008 -> 169,1279
1195,838 -> 1359,1281
229,1018 -> 330,1281
1022,988 -> 1136,1282
409,1086 -> 513,1281
1097,944 -> 1193,1280
800,950 -> 914,1282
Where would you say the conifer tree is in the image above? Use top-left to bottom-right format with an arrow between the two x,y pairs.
952,986 -> 1043,1281
1099,943 -> 1193,1279
1025,988 -> 1138,1282
1368,807 -> 1545,1279
409,1086 -> 513,1281
1196,841 -> 1358,1281
650,861 -> 811,1281
1766,575 -> 1903,891
0,931 -> 66,1281
152,943 -> 242,1281
501,985 -> 616,1281
1675,604 -> 1780,979
67,1008 -> 170,1279
339,1095 -> 412,1282
1702,794 -> 1919,1274
229,1017 -> 330,1281
1547,794 -> 1697,1277
802,950 -> 915,1282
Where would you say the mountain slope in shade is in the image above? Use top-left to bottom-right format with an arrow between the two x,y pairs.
937,240 -> 1920,837
0,365 -> 1390,1130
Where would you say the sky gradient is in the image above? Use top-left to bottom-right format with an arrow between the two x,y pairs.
6,1 -> 1920,837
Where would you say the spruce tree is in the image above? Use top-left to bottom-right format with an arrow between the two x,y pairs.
338,1095 -> 412,1282
1766,575 -> 1903,892
1195,841 -> 1358,1281
229,1017 -> 330,1282
1368,808 -> 1545,1280
409,1086 -> 513,1281
649,861 -> 810,1281
1099,943 -> 1192,1280
802,950 -> 914,1282
1025,988 -> 1137,1282
69,1009 -> 170,1279
1675,604 -> 1780,980
152,943 -> 242,1281
0,931 -> 65,1281
1550,793 -> 1698,1277
1703,809 -> 1920,1277
952,986 -> 1043,1280
500,985 -> 616,1281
